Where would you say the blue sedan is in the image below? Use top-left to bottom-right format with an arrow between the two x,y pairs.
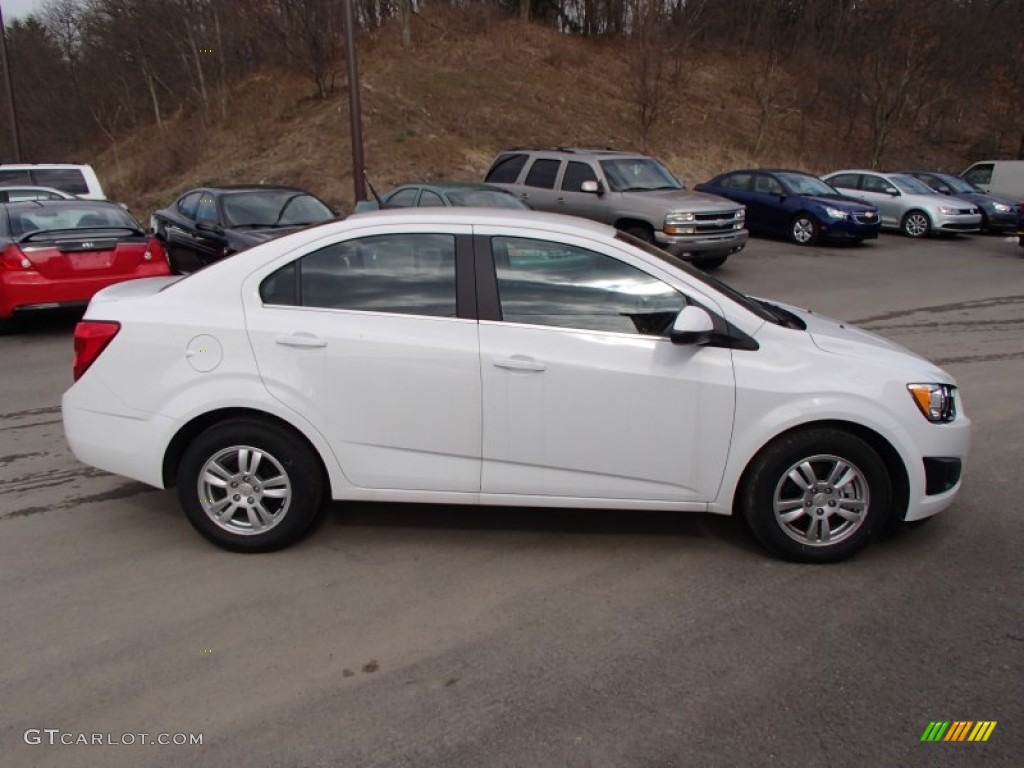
695,169 -> 881,245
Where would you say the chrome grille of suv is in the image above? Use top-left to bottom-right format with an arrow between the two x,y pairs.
694,211 -> 737,234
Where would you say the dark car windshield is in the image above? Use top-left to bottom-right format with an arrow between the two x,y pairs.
931,173 -> 976,194
600,158 -> 683,192
222,191 -> 334,228
446,189 -> 529,209
776,172 -> 841,197
5,201 -> 140,237
614,231 -> 784,325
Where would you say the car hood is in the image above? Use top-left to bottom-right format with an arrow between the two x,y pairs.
622,188 -> 741,212
803,195 -> 877,212
761,300 -> 952,381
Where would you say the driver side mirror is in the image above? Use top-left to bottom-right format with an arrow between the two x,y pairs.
670,305 -> 715,345
196,218 -> 224,236
885,187 -> 900,197
580,180 -> 604,196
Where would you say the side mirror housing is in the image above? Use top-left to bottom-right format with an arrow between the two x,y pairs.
581,180 -> 602,195
196,218 -> 224,236
670,305 -> 715,345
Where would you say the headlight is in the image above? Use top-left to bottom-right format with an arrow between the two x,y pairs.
938,206 -> 959,215
824,206 -> 849,220
666,212 -> 695,224
993,203 -> 1012,212
907,383 -> 957,423
735,207 -> 746,220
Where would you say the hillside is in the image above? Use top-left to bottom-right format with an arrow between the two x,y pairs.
92,8 -> 980,217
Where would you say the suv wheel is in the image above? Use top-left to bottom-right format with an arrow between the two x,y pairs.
622,224 -> 655,243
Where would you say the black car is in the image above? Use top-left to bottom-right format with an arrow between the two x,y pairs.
152,185 -> 338,273
901,171 -> 1022,233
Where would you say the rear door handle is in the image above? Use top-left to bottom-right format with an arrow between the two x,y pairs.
275,332 -> 327,348
493,355 -> 546,372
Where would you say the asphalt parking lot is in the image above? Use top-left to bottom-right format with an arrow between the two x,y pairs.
1,232 -> 1022,767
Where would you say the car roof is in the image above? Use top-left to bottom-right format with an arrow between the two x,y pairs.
1,198 -> 125,210
499,147 -> 652,159
395,182 -> 513,193
345,206 -> 614,235
714,168 -> 821,177
182,185 -> 316,195
0,185 -> 72,193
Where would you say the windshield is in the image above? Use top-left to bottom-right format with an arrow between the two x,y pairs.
613,231 -> 780,324
222,191 -> 334,228
776,172 -> 840,197
6,201 -> 140,237
890,175 -> 936,195
599,158 -> 683,192
447,189 -> 529,209
931,174 -> 976,194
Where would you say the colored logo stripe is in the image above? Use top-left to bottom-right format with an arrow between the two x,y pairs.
921,721 -> 996,742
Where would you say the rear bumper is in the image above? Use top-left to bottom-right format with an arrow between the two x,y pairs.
0,265 -> 169,318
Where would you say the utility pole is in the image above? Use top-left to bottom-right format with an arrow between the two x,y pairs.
342,0 -> 366,202
0,2 -> 22,161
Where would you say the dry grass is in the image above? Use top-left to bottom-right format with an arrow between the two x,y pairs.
92,6 -> 977,218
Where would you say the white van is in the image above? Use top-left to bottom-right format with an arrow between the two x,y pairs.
961,160 -> 1024,202
0,163 -> 106,200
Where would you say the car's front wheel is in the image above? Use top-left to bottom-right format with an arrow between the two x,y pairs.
790,214 -> 819,245
177,419 -> 324,552
739,428 -> 892,563
901,210 -> 931,238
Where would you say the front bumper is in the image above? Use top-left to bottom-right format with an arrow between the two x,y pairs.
656,229 -> 748,259
981,208 -> 1021,231
902,414 -> 971,522
820,218 -> 880,241
933,212 -> 982,233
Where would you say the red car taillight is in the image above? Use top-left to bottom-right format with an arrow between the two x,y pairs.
0,245 -> 34,271
73,321 -> 121,381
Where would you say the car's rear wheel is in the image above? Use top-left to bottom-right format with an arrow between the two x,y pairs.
901,210 -> 931,238
177,419 -> 324,552
790,214 -> 819,245
692,254 -> 727,270
739,428 -> 891,563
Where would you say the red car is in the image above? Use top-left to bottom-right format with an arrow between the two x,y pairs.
0,200 -> 169,332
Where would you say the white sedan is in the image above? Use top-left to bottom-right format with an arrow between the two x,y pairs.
62,209 -> 970,562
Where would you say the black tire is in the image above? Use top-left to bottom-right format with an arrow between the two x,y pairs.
901,210 -> 931,238
739,428 -> 892,563
692,254 -> 727,271
177,418 -> 324,552
790,214 -> 819,246
622,224 -> 655,243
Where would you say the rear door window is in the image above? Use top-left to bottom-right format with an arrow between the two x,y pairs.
177,192 -> 202,220
828,174 -> 860,190
524,159 -> 560,189
386,188 -> 419,208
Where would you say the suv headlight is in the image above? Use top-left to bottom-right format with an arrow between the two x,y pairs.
907,383 -> 957,423
664,211 -> 696,235
824,206 -> 849,220
993,202 -> 1012,212
735,207 -> 746,220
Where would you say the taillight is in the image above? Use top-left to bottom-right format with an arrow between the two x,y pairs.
145,237 -> 171,272
73,321 -> 121,381
1,245 -> 34,271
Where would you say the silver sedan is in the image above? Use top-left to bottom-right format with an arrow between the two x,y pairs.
822,170 -> 980,237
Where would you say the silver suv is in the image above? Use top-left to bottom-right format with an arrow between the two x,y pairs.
484,148 -> 747,269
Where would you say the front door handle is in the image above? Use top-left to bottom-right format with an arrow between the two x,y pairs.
493,355 -> 546,372
275,332 -> 327,348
